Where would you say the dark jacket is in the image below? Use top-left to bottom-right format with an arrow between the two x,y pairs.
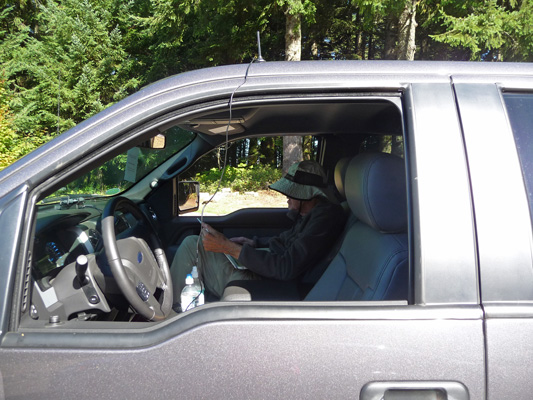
238,201 -> 345,280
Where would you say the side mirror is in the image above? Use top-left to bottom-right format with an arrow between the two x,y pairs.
178,181 -> 200,214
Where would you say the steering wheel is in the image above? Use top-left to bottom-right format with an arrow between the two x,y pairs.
101,197 -> 173,321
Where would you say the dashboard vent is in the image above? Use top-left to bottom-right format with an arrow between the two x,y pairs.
88,229 -> 102,249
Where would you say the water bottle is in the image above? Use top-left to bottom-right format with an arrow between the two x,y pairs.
180,274 -> 200,312
191,266 -> 205,306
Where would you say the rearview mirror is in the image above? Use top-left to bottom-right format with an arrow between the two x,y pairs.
140,134 -> 166,149
177,181 -> 200,214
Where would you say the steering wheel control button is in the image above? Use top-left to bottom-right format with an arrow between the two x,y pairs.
136,282 -> 150,301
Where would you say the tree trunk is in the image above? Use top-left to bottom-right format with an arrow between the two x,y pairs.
283,5 -> 303,174
368,33 -> 374,60
355,9 -> 363,59
285,10 -> 301,61
397,0 -> 417,60
383,16 -> 398,60
283,136 -> 303,174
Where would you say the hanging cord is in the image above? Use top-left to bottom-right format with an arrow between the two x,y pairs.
57,70 -> 61,135
198,57 -> 256,219
185,57 -> 257,309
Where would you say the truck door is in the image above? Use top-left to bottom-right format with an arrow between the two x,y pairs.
0,74 -> 486,400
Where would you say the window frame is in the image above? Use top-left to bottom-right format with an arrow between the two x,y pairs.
455,82 -> 533,306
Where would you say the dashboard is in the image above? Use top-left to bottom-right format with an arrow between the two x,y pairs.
29,197 -> 165,323
33,208 -> 103,279
33,199 -> 144,280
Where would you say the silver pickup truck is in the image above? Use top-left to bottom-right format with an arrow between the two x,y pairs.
1,61 -> 532,399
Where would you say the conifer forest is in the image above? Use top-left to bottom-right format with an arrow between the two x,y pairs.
1,0 -> 532,168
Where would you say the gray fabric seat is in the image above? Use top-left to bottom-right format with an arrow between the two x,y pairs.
305,152 -> 408,301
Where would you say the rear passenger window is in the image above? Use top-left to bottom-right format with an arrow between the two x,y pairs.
503,93 -> 533,224
360,135 -> 404,157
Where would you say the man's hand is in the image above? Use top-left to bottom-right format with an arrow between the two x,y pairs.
201,223 -> 242,259
230,237 -> 255,247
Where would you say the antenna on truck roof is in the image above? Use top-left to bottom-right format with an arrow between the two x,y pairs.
256,31 -> 266,62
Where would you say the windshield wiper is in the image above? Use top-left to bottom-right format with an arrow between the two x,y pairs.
39,194 -> 106,211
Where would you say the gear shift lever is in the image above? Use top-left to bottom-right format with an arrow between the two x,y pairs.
75,255 -> 89,286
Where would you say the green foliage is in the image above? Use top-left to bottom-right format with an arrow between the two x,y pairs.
0,0 -> 142,163
3,0 -> 533,170
305,0 -> 422,60
430,0 -> 533,61
195,164 -> 282,194
0,76 -> 50,169
277,0 -> 316,21
0,78 -> 17,168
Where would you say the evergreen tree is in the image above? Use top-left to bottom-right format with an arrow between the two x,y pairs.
0,77 -> 19,168
3,0 -> 533,169
1,0 -> 141,151
430,0 -> 533,61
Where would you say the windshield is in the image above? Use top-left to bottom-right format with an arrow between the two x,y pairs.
41,126 -> 196,203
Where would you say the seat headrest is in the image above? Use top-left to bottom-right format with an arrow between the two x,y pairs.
345,152 -> 407,233
334,157 -> 351,199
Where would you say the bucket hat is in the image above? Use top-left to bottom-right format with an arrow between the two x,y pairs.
269,160 -> 333,201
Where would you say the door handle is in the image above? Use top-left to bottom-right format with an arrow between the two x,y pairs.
361,381 -> 469,400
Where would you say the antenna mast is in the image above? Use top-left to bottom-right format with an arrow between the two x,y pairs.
256,31 -> 266,62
